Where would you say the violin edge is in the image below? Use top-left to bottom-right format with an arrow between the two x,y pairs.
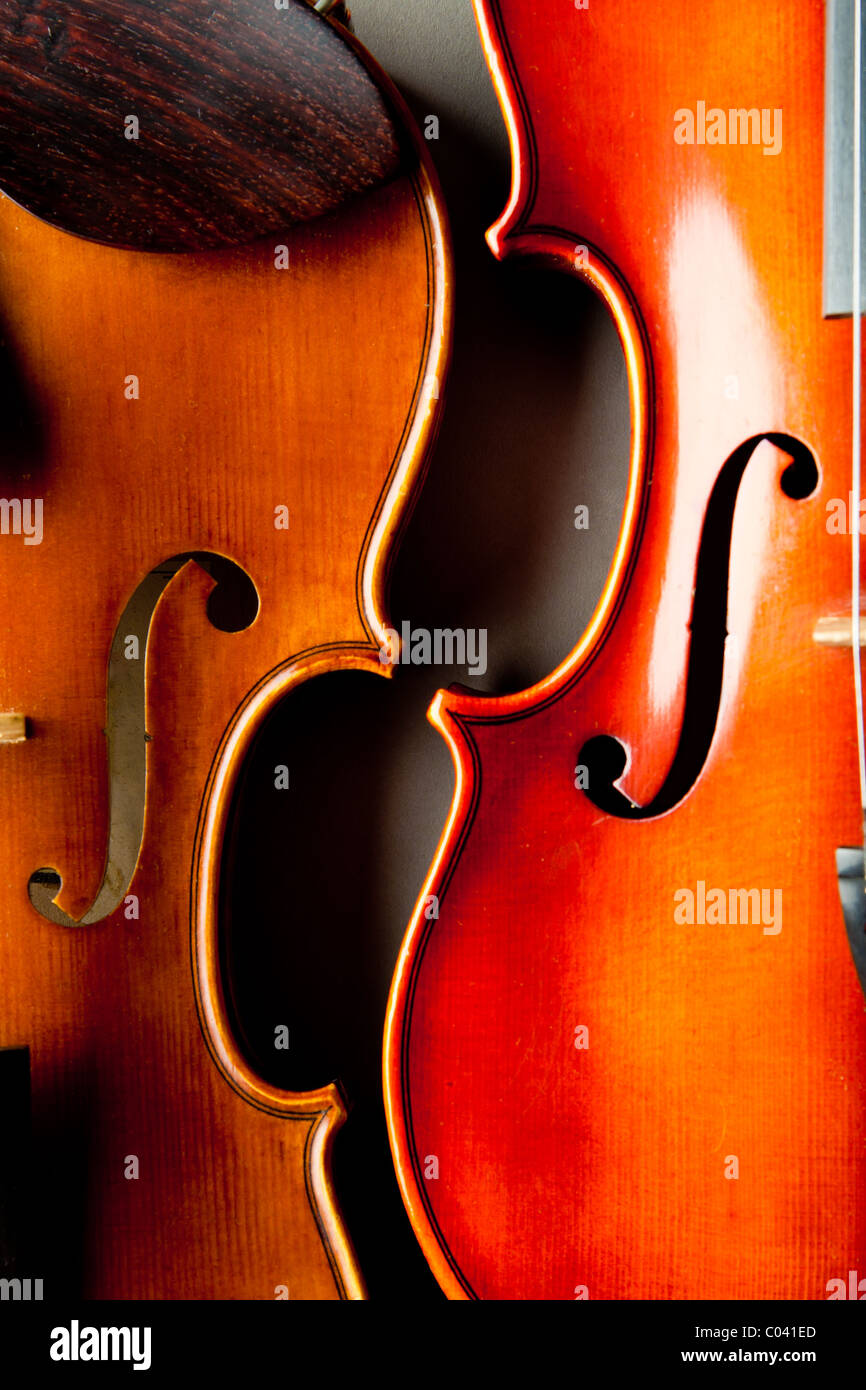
382,0 -> 655,1301
190,101 -> 452,1298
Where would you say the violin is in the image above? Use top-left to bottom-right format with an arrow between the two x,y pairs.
385,0 -> 866,1298
0,0 -> 450,1298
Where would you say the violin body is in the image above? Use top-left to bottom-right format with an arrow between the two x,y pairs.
385,0 -> 866,1299
0,7 -> 449,1297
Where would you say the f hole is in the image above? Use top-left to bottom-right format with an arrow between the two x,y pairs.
578,433 -> 818,819
29,552 -> 258,927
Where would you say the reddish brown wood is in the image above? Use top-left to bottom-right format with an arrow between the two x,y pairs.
385,0 -> 866,1300
0,0 -> 406,250
0,42 -> 451,1295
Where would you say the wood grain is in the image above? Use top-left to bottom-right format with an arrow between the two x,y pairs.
0,0 -> 407,250
385,0 -> 866,1300
0,114 -> 450,1296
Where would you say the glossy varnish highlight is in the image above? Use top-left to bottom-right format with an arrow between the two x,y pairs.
0,126 -> 450,1295
385,0 -> 866,1299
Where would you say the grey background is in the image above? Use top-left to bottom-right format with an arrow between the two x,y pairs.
228,0 -> 629,1299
